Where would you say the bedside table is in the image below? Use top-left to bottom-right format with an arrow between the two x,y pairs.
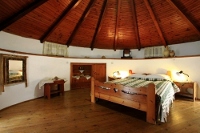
174,81 -> 197,102
108,76 -> 121,81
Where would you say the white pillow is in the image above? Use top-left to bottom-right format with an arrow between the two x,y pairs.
145,74 -> 171,81
128,73 -> 147,78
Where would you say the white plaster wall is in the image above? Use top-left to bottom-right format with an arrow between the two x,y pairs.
0,51 -> 71,110
0,31 -> 200,110
0,32 -> 43,54
9,60 -> 22,70
0,51 -> 200,110
1,31 -> 200,58
68,46 -> 122,58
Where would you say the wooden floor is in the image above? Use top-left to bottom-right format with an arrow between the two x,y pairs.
1,88 -> 200,133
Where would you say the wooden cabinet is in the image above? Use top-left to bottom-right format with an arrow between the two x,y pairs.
174,81 -> 197,102
70,63 -> 106,89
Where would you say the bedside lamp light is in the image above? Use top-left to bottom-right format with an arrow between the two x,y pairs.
113,71 -> 120,78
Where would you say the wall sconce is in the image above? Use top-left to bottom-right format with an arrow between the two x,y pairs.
113,71 -> 120,78
177,70 -> 189,77
176,70 -> 189,81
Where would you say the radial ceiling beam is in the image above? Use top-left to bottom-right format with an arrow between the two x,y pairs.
144,0 -> 167,46
0,0 -> 48,31
166,0 -> 200,37
40,0 -> 80,43
130,0 -> 141,50
113,0 -> 121,51
66,0 -> 96,47
90,0 -> 108,50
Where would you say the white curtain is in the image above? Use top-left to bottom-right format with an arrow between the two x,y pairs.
144,46 -> 164,58
43,41 -> 68,57
144,47 -> 154,58
153,46 -> 164,57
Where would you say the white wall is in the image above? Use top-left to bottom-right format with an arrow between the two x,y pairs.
0,31 -> 122,58
0,31 -> 200,110
1,31 -> 200,58
130,41 -> 200,58
9,60 -> 22,70
0,32 -> 43,54
0,51 -> 71,110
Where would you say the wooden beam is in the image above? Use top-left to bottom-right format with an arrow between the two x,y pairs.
66,0 -> 96,47
113,0 -> 121,51
130,0 -> 141,50
0,0 -> 48,31
40,0 -> 80,43
144,0 -> 167,46
90,0 -> 108,50
166,0 -> 200,37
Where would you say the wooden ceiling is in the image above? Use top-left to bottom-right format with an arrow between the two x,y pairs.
0,0 -> 200,50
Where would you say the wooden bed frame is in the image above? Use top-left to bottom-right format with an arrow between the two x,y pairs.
91,71 -> 171,124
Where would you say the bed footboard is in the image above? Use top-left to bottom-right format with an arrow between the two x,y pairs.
91,77 -> 156,124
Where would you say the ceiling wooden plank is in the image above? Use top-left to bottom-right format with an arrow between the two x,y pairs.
40,0 -> 80,43
166,0 -> 200,37
90,0 -> 108,50
66,0 -> 96,47
144,0 -> 167,46
113,0 -> 121,51
130,0 -> 141,50
0,0 -> 48,31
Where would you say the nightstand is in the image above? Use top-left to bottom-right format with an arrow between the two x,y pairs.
174,81 -> 197,102
108,76 -> 121,81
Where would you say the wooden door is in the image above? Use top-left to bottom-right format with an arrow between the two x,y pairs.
92,64 -> 106,82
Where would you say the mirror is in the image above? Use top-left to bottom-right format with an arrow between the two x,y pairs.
3,54 -> 27,86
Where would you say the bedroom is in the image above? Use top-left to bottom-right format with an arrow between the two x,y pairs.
1,31 -> 200,132
0,0 -> 200,132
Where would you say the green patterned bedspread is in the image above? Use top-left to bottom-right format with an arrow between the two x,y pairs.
107,77 -> 180,122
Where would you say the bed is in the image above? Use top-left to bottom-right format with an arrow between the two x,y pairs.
91,71 -> 180,124
9,70 -> 23,82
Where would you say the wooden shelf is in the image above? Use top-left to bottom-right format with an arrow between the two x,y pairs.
70,63 -> 106,89
177,92 -> 193,98
50,90 -> 61,94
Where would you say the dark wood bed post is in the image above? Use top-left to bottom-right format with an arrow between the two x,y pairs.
146,83 -> 156,124
91,77 -> 95,103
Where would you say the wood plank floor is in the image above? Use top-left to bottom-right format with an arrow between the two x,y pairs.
1,88 -> 200,133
